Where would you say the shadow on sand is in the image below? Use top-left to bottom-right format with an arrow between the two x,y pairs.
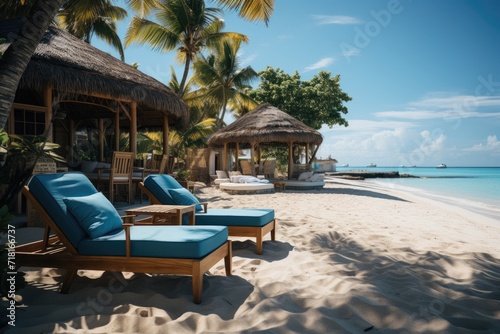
306,231 -> 500,332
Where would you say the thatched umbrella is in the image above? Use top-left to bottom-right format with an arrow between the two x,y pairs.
207,103 -> 323,179
0,20 -> 187,162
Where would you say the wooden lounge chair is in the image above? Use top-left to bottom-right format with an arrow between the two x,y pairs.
139,174 -> 277,255
16,172 -> 232,304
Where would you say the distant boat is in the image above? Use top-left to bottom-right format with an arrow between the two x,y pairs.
367,163 -> 377,167
340,163 -> 349,167
401,165 -> 416,168
437,163 -> 447,168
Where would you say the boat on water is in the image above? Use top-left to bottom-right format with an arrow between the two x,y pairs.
436,163 -> 447,168
367,163 -> 377,167
340,163 -> 349,167
400,165 -> 416,168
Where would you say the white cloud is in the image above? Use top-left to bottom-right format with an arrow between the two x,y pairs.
318,123 -> 420,164
312,15 -> 362,25
320,119 -> 417,134
409,94 -> 500,109
394,130 -> 448,166
304,57 -> 335,71
375,110 -> 500,120
468,135 -> 500,153
374,93 -> 500,120
418,130 -> 446,154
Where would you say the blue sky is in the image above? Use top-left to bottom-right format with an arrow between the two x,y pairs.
95,0 -> 500,167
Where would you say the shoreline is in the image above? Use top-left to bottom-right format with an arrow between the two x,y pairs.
7,179 -> 500,333
360,177 -> 500,224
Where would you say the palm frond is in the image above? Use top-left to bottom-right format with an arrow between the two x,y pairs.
215,0 -> 274,25
125,0 -> 161,18
125,16 -> 179,51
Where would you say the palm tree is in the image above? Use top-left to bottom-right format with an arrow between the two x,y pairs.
125,0 -> 274,24
0,0 -> 65,131
125,0 -> 248,97
191,39 -> 259,128
0,0 -> 275,130
57,0 -> 127,61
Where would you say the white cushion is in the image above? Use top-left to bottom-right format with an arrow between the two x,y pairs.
230,175 -> 245,183
214,178 -> 230,185
298,171 -> 314,181
216,170 -> 228,179
308,173 -> 324,182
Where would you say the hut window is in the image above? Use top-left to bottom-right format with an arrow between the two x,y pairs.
13,108 -> 46,136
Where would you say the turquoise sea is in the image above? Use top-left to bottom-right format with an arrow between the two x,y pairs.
334,166 -> 500,220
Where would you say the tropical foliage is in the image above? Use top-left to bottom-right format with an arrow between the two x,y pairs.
57,0 -> 127,61
247,67 -> 351,130
125,0 -> 248,97
191,39 -> 259,128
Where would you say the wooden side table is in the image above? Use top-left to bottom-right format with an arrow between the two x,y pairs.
273,181 -> 286,192
125,204 -> 196,225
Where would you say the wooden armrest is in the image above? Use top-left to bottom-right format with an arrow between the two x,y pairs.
121,215 -> 136,225
199,202 -> 208,213
122,223 -> 134,257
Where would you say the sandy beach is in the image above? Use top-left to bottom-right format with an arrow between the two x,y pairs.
6,177 -> 500,333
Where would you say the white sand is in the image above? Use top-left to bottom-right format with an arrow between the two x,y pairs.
7,177 -> 500,333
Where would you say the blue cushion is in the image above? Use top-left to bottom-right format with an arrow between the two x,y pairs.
143,174 -> 183,205
196,208 -> 275,227
143,174 -> 275,227
169,188 -> 203,211
78,225 -> 228,259
27,172 -> 98,248
64,192 -> 123,239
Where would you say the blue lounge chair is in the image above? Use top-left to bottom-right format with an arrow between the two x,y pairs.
139,174 -> 276,255
16,172 -> 232,304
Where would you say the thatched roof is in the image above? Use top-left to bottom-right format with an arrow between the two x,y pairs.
0,19 -> 187,128
208,104 -> 323,147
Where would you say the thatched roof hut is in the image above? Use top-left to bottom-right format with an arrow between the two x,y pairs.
208,104 -> 323,178
1,19 -> 187,160
208,103 -> 323,146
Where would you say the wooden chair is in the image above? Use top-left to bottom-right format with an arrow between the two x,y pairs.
240,160 -> 253,175
98,151 -> 134,204
17,173 -> 232,304
140,174 -> 277,255
262,159 -> 276,178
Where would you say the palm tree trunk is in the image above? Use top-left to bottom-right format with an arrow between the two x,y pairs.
0,0 -> 64,130
217,95 -> 228,129
178,57 -> 192,98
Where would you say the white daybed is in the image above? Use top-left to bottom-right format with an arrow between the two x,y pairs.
284,171 -> 325,190
219,172 -> 274,194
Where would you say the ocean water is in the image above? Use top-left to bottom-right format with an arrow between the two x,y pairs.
334,166 -> 500,219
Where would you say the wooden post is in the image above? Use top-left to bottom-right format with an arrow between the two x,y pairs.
98,119 -> 104,161
43,86 -> 52,142
130,101 -> 137,157
288,142 -> 293,179
115,107 -> 120,152
235,142 -> 239,171
223,143 -> 227,171
163,115 -> 169,173
250,142 -> 256,176
306,143 -> 310,166
68,119 -> 75,162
